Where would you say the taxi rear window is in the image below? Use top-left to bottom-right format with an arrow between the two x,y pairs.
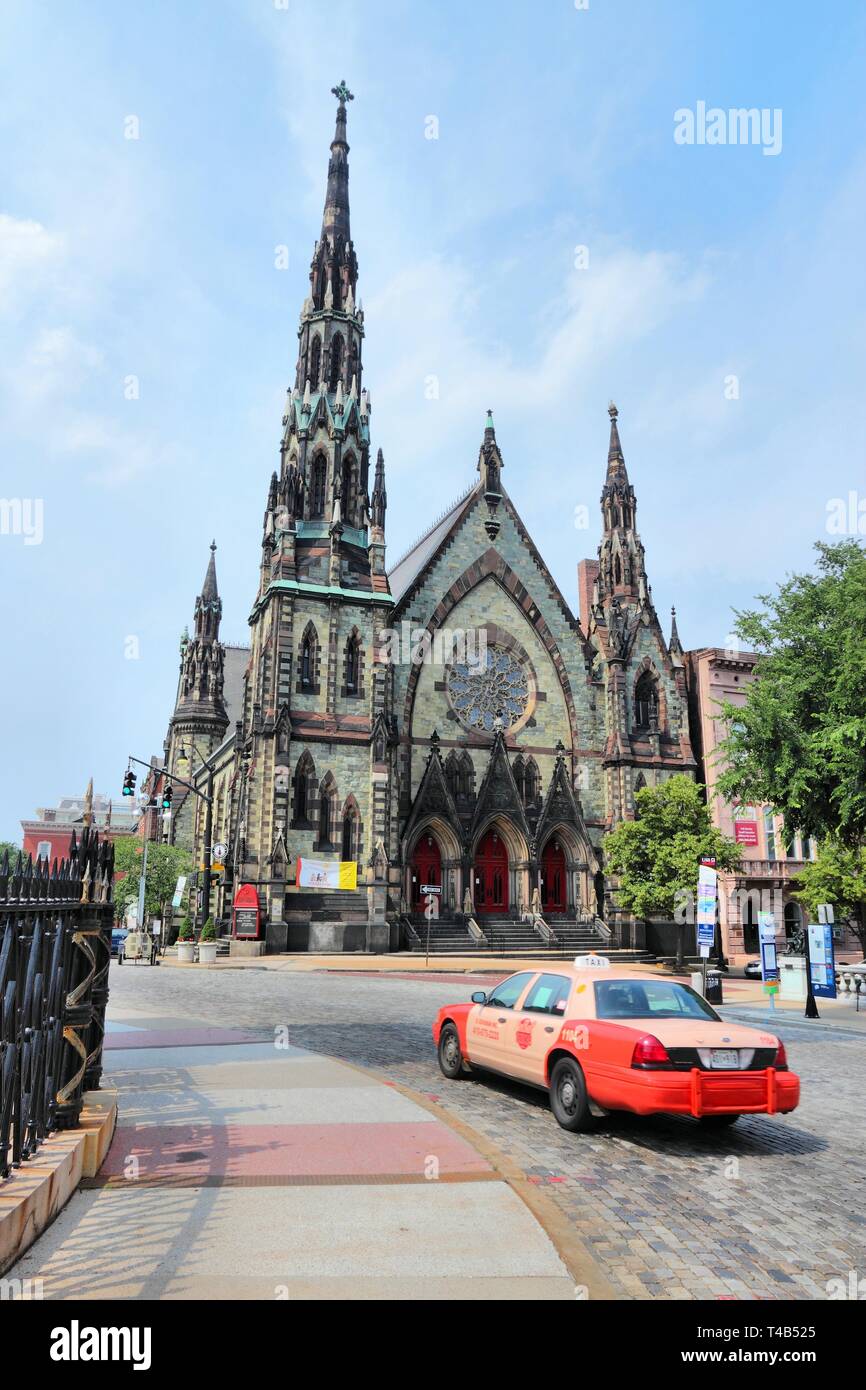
593,979 -> 719,1021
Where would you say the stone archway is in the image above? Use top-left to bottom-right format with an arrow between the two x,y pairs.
535,820 -> 598,917
405,816 -> 463,915
470,815 -> 530,918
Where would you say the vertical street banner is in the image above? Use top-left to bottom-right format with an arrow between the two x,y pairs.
758,910 -> 779,992
296,858 -> 358,890
696,860 -> 717,957
807,922 -> 837,1000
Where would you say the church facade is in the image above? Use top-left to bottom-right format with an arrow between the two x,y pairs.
159,86 -> 696,951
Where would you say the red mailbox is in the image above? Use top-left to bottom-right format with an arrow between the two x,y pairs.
232,883 -> 261,939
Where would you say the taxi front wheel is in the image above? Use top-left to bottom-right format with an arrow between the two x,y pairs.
549,1057 -> 593,1132
438,1023 -> 469,1080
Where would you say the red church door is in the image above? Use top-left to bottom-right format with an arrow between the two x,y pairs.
474,828 -> 509,915
540,838 -> 567,914
410,833 -> 441,911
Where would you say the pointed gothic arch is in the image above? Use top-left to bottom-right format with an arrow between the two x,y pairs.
297,621 -> 321,694
342,626 -> 365,699
316,771 -> 338,849
633,662 -> 664,732
340,794 -> 361,862
522,756 -> 540,808
328,333 -> 344,391
309,336 -> 321,389
292,750 -> 316,827
310,454 -> 327,518
341,453 -> 356,527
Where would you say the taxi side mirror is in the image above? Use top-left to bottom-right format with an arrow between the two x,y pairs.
471,990 -> 487,1004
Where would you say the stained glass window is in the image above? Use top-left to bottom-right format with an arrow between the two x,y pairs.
446,648 -> 529,733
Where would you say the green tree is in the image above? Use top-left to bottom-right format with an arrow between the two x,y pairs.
794,841 -> 866,957
112,836 -> 191,927
604,775 -> 740,968
717,540 -> 866,941
0,840 -> 22,866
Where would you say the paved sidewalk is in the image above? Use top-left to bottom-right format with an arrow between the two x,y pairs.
9,1008 -> 577,1300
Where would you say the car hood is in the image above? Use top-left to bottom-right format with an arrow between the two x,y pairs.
619,1018 -> 780,1049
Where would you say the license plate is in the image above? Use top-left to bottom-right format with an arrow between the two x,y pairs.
710,1048 -> 740,1069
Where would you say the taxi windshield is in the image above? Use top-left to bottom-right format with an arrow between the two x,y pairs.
593,979 -> 720,1021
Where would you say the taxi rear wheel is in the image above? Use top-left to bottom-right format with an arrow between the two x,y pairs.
438,1023 -> 468,1080
549,1057 -> 593,1132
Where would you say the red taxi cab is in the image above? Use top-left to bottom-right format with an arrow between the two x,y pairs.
432,957 -> 799,1132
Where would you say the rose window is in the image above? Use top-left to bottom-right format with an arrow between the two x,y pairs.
446,648 -> 529,733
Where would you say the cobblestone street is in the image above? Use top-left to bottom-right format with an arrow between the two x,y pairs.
107,964 -> 866,1301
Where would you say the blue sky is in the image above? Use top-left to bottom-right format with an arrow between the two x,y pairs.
1,0 -> 865,843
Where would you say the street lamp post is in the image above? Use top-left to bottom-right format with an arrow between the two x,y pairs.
178,743 -> 218,931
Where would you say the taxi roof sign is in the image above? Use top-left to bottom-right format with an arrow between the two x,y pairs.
574,954 -> 610,968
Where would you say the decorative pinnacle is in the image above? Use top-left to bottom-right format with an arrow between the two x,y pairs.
331,80 -> 354,105
608,400 -> 618,420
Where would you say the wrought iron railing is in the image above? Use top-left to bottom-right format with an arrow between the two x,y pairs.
0,828 -> 114,1182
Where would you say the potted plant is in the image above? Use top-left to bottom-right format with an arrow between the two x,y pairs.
176,918 -> 196,964
198,917 -> 218,965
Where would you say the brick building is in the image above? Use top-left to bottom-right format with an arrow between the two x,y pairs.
686,647 -> 861,964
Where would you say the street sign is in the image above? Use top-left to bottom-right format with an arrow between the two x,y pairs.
171,875 -> 187,909
817,903 -> 835,925
421,884 -> 441,895
696,861 -> 717,958
211,862 -> 225,873
808,922 -> 837,999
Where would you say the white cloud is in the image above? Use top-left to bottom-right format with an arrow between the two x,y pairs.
0,213 -> 65,314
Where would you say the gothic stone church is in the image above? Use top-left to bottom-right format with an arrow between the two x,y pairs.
160,88 -> 695,953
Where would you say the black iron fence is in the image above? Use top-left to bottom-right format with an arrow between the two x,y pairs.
0,827 -> 114,1181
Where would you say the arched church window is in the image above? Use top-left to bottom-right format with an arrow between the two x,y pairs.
341,456 -> 354,526
329,334 -> 344,392
523,757 -> 540,806
309,337 -> 321,389
614,555 -> 622,586
311,456 -> 327,518
458,751 -> 474,798
317,775 -> 337,848
634,671 -> 659,730
512,755 -> 525,803
343,628 -> 362,697
299,622 -> 319,691
293,751 -> 315,825
341,799 -> 359,861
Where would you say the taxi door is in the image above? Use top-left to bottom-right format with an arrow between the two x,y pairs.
466,971 -> 537,1074
507,972 -> 574,1085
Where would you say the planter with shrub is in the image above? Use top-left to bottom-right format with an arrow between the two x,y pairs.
198,918 -> 218,965
177,918 -> 196,964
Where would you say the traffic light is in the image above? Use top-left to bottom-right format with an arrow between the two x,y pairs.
162,785 -> 173,812
122,769 -> 136,797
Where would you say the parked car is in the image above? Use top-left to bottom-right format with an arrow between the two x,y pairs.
433,957 -> 799,1132
743,959 -> 762,979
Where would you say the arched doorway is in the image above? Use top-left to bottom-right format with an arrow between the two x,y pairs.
410,832 -> 441,911
474,827 -> 509,915
540,837 -> 567,914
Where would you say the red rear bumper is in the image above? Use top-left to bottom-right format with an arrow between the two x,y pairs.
595,1066 -> 800,1118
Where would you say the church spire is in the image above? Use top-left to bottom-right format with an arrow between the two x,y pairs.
596,403 -> 648,609
322,80 -> 354,245
370,447 -> 387,530
194,540 -> 222,642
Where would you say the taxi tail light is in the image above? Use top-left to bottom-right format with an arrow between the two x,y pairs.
631,1034 -> 673,1069
774,1040 -> 788,1070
